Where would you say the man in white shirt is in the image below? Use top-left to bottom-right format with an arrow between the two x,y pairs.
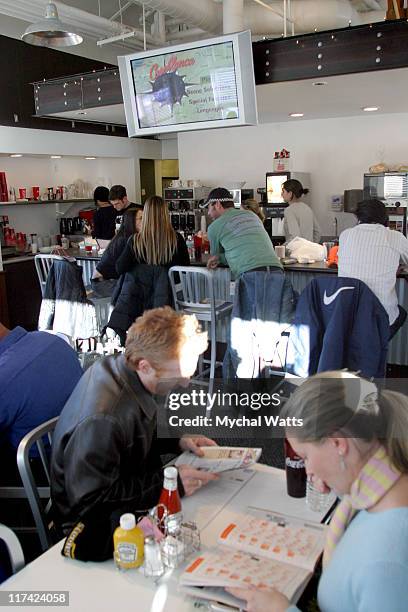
338,199 -> 408,339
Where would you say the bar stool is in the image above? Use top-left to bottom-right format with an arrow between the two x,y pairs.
168,266 -> 233,387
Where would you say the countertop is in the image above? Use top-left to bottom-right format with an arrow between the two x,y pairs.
3,248 -> 407,279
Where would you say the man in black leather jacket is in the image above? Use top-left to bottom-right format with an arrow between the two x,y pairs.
51,307 -> 218,534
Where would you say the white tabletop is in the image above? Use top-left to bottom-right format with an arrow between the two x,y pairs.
2,465 -> 327,612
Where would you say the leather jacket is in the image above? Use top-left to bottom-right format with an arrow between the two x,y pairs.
51,354 -> 181,533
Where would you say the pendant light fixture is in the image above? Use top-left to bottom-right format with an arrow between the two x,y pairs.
22,3 -> 83,48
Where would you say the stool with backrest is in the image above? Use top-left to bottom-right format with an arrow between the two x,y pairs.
286,276 -> 390,379
16,417 -> 59,553
169,266 -> 233,387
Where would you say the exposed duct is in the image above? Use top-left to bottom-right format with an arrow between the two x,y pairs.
246,0 -> 361,34
223,0 -> 244,34
0,0 -> 386,51
138,0 -> 366,36
130,0 -> 222,33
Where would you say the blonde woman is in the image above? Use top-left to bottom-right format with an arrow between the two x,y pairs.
227,372 -> 408,612
241,198 -> 265,224
116,195 -> 189,274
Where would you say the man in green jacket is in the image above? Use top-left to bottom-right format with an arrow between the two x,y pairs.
202,188 -> 293,378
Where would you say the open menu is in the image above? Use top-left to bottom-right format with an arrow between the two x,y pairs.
175,446 -> 262,473
180,512 -> 326,609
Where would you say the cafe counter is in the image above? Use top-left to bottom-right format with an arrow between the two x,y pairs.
2,248 -> 407,365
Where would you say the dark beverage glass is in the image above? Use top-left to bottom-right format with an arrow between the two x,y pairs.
284,439 -> 306,498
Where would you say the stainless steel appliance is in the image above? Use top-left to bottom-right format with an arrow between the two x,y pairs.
164,186 -> 210,233
363,173 -> 408,236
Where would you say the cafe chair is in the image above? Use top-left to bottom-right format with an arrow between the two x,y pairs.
169,266 -> 233,387
34,254 -> 60,297
36,255 -> 110,343
16,417 -> 59,553
0,524 -> 25,575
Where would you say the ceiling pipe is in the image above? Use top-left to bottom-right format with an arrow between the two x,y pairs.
131,0 -> 221,33
137,0 -> 363,36
223,0 -> 244,33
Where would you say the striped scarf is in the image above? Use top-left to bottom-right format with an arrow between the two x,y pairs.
323,446 -> 401,567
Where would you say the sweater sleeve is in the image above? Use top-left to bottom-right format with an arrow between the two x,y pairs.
116,237 -> 137,275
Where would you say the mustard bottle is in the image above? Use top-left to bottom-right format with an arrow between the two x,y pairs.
113,513 -> 144,570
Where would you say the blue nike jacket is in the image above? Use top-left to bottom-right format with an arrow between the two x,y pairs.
286,277 -> 389,378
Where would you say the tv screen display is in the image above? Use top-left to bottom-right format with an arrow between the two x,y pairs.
267,173 -> 289,204
119,31 -> 257,137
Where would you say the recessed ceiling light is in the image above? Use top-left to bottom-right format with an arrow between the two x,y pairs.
362,106 -> 379,112
85,156 -> 96,160
289,113 -> 304,118
50,155 -> 62,159
312,81 -> 328,86
10,154 -> 23,158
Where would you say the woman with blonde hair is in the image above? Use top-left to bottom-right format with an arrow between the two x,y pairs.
109,195 -> 189,344
227,371 -> 408,612
116,195 -> 189,273
241,198 -> 265,224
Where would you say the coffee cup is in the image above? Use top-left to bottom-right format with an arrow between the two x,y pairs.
275,245 -> 286,259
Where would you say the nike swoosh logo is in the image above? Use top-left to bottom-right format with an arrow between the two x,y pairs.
323,286 -> 355,306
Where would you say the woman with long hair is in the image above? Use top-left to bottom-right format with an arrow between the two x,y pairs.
227,371 -> 408,612
116,195 -> 189,274
241,198 -> 266,224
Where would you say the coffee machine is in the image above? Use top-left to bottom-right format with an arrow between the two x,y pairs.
164,186 -> 210,233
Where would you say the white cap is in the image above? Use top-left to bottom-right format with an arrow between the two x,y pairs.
120,513 -> 136,530
164,466 -> 178,480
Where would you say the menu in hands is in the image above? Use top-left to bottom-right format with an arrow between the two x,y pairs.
180,512 -> 326,609
175,446 -> 262,473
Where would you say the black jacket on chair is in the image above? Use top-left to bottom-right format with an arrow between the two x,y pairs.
38,258 -> 98,340
51,354 -> 181,534
286,276 -> 389,378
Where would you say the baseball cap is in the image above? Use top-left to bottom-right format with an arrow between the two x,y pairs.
200,187 -> 233,208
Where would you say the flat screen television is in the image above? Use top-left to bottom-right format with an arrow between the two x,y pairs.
118,31 -> 258,137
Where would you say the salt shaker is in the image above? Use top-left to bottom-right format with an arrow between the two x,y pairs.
144,536 -> 164,578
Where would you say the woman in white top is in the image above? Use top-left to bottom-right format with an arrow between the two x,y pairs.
282,179 -> 321,243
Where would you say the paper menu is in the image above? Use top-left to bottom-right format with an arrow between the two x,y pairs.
175,447 -> 262,474
182,549 -> 309,600
218,514 -> 326,571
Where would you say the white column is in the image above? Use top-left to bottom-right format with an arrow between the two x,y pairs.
223,0 -> 244,34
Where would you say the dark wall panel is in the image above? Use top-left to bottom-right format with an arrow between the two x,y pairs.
0,34 -> 127,136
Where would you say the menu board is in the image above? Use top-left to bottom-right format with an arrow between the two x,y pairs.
131,42 -> 239,129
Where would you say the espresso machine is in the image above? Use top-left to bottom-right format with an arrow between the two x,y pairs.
164,186 -> 210,233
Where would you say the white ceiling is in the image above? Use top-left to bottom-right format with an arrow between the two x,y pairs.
47,66 -> 408,129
